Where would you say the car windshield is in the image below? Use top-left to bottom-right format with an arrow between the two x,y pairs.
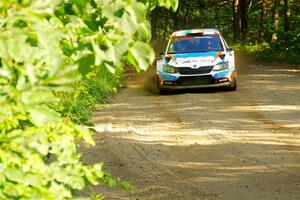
167,34 -> 224,54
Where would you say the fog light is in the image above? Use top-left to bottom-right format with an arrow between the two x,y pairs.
164,81 -> 177,86
215,78 -> 228,83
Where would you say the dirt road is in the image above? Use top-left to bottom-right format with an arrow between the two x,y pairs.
82,56 -> 300,199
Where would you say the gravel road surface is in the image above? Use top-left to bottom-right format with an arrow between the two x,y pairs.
81,55 -> 300,200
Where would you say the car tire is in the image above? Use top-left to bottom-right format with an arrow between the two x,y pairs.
158,88 -> 169,95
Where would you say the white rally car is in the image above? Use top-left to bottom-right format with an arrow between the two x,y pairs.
157,29 -> 237,94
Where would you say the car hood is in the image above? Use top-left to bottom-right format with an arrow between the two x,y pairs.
166,52 -> 224,68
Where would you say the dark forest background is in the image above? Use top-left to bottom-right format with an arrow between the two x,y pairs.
149,0 -> 300,63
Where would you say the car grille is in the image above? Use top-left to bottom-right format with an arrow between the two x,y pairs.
177,66 -> 214,75
178,75 -> 214,86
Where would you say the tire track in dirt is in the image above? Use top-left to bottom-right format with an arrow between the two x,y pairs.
80,54 -> 300,199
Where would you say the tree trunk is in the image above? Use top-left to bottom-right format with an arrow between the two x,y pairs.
150,8 -> 158,40
173,9 -> 179,32
283,0 -> 291,32
272,0 -> 280,41
240,0 -> 249,41
183,1 -> 190,29
233,0 -> 242,42
259,0 -> 267,42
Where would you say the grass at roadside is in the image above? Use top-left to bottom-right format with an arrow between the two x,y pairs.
232,42 -> 300,65
54,66 -> 123,125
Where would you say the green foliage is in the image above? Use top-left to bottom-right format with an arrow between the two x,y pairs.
150,0 -> 232,39
234,33 -> 300,64
0,0 -> 178,199
139,0 -> 178,11
0,122 -> 106,199
150,0 -> 300,64
54,66 -> 123,125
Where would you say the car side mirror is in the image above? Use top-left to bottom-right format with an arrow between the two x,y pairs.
159,51 -> 165,55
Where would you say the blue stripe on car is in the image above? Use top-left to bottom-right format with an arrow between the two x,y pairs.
213,70 -> 231,79
172,52 -> 218,59
158,72 -> 178,81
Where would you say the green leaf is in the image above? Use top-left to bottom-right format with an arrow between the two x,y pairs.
103,1 -> 139,35
127,41 -> 155,71
47,64 -> 80,86
92,163 -> 104,178
29,0 -> 62,15
5,168 -> 24,183
126,2 -> 146,23
83,166 -> 99,185
24,173 -> 44,187
134,21 -> 151,42
21,88 -> 57,105
107,177 -> 117,188
158,0 -> 179,11
78,54 -> 95,75
104,62 -> 116,74
27,106 -> 60,125
120,181 -> 134,190
27,133 -> 49,155
114,8 -> 125,18
72,0 -> 90,16
67,176 -> 85,190
81,130 -> 96,146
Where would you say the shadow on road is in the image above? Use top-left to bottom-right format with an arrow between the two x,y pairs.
79,54 -> 300,199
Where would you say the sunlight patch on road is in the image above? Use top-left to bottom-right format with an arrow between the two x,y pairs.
221,105 -> 300,112
94,123 -> 150,135
189,129 -> 228,135
268,69 -> 300,73
95,103 -> 127,109
158,161 -> 218,169
285,124 -> 300,128
252,74 -> 298,78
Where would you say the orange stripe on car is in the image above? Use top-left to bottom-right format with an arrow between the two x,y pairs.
166,54 -> 177,64
157,75 -> 164,85
229,71 -> 236,81
213,51 -> 223,62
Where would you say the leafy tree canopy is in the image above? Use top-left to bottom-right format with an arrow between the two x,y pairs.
0,0 -> 178,199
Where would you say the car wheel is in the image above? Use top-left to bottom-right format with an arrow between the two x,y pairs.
158,88 -> 169,95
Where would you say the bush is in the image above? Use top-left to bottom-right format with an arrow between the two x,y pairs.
55,66 -> 123,125
234,34 -> 300,64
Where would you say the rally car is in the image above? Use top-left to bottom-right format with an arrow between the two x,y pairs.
156,29 -> 237,94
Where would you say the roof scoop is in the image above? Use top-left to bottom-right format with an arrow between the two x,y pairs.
186,32 -> 204,37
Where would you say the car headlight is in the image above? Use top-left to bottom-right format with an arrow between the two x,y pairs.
213,62 -> 229,71
163,65 -> 177,74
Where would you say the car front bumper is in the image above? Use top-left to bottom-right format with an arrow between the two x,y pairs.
159,81 -> 232,90
157,69 -> 236,90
